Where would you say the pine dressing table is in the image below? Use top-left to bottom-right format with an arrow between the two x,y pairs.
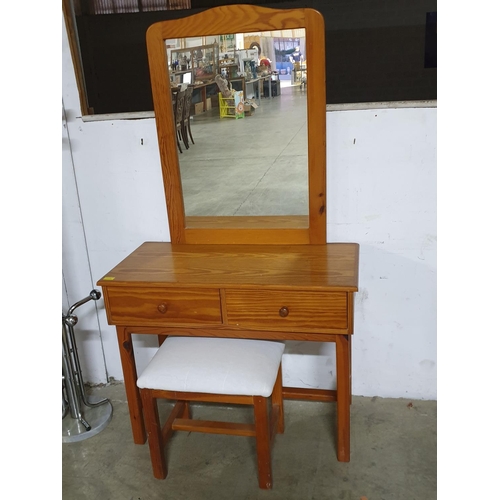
97,5 -> 359,463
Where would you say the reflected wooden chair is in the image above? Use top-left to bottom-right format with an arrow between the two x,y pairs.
181,86 -> 195,147
173,89 -> 185,153
137,337 -> 285,489
171,89 -> 178,117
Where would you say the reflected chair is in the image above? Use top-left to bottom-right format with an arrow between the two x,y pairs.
137,337 -> 285,489
171,90 -> 178,149
171,89 -> 177,118
174,89 -> 185,153
181,86 -> 195,147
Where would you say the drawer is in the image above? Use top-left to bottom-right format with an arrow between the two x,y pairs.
224,290 -> 347,332
105,287 -> 222,326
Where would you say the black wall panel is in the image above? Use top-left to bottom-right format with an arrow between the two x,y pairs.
75,0 -> 437,114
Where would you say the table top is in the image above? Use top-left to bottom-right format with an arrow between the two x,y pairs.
192,80 -> 216,88
97,242 -> 359,292
245,75 -> 272,84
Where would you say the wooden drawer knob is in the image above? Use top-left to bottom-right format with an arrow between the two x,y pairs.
279,306 -> 289,318
157,303 -> 168,314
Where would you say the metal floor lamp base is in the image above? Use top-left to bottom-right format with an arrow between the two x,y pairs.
62,395 -> 113,443
62,290 -> 113,444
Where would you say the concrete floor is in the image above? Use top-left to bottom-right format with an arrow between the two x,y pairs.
179,84 -> 309,217
62,383 -> 436,500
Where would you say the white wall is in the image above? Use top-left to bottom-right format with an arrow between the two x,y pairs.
62,17 -> 436,400
327,108 -> 436,399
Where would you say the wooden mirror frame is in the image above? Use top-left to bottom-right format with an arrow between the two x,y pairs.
146,5 -> 326,245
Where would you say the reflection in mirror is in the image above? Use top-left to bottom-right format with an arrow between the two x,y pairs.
166,30 -> 308,218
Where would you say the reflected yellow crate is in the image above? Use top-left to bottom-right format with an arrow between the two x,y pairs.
219,91 -> 245,119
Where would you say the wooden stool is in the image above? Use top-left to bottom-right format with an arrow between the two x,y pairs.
137,337 -> 285,489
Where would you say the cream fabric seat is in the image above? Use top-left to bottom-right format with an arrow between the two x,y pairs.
137,336 -> 284,396
137,336 -> 285,489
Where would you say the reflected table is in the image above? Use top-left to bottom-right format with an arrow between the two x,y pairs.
245,75 -> 273,105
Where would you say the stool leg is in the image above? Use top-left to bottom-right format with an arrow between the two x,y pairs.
253,396 -> 272,489
141,388 -> 168,479
271,364 -> 284,434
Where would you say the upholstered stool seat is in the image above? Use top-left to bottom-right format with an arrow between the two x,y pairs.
137,337 -> 285,489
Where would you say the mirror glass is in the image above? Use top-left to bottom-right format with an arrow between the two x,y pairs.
165,29 -> 308,218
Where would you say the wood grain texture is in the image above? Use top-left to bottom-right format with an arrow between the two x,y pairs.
348,291 -> 355,334
150,390 -> 253,406
146,5 -> 326,244
172,419 -> 256,437
106,287 -> 222,326
186,216 -> 309,229
183,216 -> 313,243
161,401 -> 187,444
270,405 -> 281,442
336,334 -> 351,462
115,325 -> 350,341
97,242 -> 359,291
184,227 -> 311,245
117,326 -> 146,444
140,389 -> 167,479
282,387 -> 337,402
225,290 -> 347,332
254,396 -> 273,489
271,365 -> 284,434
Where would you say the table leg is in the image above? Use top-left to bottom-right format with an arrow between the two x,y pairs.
201,87 -> 207,112
336,334 -> 351,462
349,333 -> 352,405
116,326 -> 146,444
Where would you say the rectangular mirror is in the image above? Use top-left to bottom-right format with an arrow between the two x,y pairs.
146,6 -> 326,245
